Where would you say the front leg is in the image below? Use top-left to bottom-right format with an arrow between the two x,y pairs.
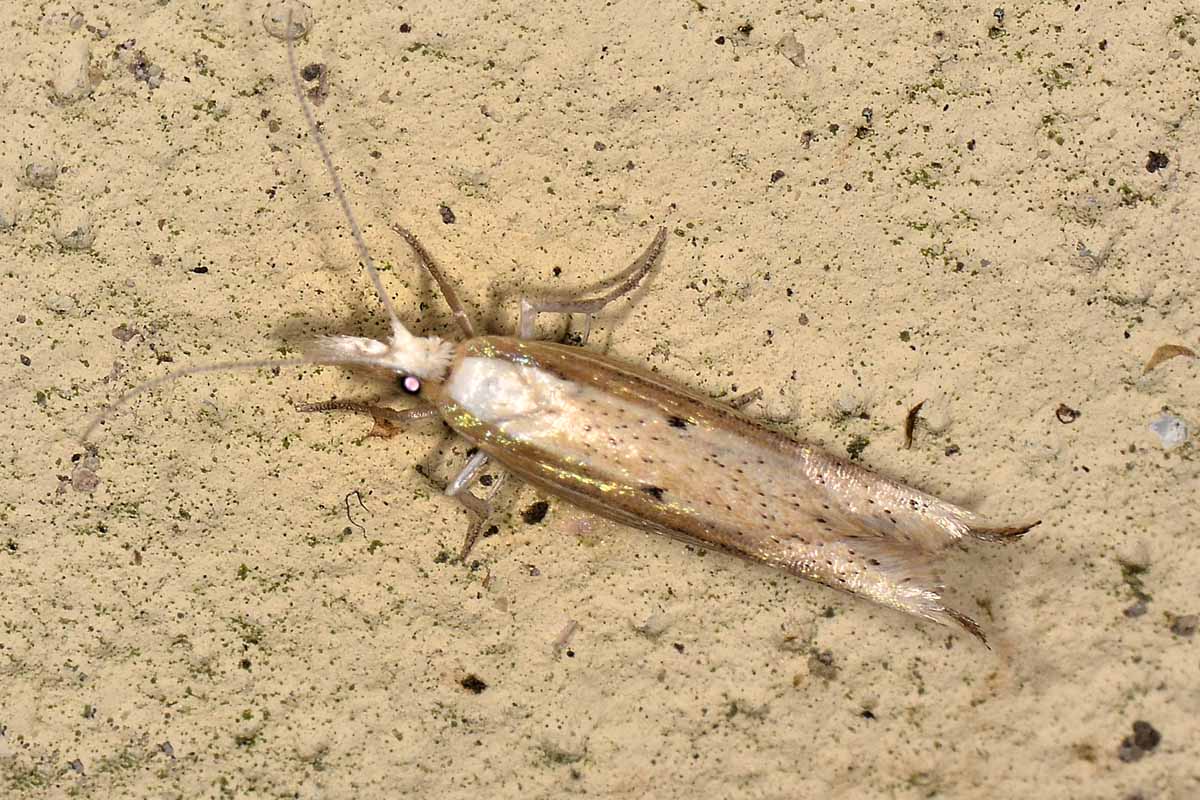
294,399 -> 440,438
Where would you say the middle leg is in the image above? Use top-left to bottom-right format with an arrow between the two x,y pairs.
445,451 -> 511,561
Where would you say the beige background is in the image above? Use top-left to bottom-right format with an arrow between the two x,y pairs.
2,0 -> 1197,797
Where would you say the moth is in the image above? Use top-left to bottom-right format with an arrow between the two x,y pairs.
89,22 -> 1037,645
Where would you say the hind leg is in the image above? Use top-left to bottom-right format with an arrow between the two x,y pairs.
518,227 -> 667,343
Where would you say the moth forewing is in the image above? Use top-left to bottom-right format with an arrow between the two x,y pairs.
429,336 -> 1034,643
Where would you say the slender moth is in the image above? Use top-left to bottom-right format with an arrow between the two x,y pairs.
88,14 -> 1037,646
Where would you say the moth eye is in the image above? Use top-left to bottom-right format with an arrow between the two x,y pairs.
399,375 -> 422,395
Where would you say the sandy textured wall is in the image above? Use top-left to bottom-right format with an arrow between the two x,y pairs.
1,0 -> 1197,797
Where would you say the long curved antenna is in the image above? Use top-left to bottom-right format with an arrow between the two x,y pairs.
80,357 -> 313,442
79,344 -> 445,444
284,11 -> 406,339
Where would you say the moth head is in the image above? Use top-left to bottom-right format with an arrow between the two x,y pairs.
307,325 -> 455,381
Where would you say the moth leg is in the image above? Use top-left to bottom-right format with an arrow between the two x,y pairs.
447,450 -> 490,497
295,400 -> 440,438
445,451 -> 509,561
392,224 -> 477,338
518,227 -> 668,342
453,472 -> 513,562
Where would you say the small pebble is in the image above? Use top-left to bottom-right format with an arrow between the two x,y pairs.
1170,613 -> 1197,637
776,32 -> 806,67
21,160 -> 59,190
439,204 -> 456,224
1133,721 -> 1160,749
292,732 -> 328,763
921,399 -> 953,434
112,324 -> 137,342
1123,600 -> 1148,618
1148,413 -> 1188,450
1055,403 -> 1080,424
71,468 -> 100,493
834,389 -> 871,419
0,187 -> 21,231
52,39 -> 93,103
262,1 -> 313,41
117,42 -> 164,89
1118,720 -> 1161,762
637,611 -> 673,638
53,209 -> 96,251
808,649 -> 839,680
47,294 -> 78,313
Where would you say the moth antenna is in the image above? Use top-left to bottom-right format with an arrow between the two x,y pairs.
80,343 -> 435,444
81,16 -> 442,445
284,11 -> 408,342
80,356 -> 314,443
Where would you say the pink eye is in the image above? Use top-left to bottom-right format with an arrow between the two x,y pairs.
400,375 -> 422,395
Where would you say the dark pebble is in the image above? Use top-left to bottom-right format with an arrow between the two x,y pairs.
439,205 -> 456,224
770,169 -> 785,183
460,674 -> 487,694
1132,721 -> 1160,751
1118,720 -> 1161,762
522,500 -> 550,524
1146,151 -> 1169,173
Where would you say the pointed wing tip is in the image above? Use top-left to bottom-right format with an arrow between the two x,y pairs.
943,607 -> 991,648
969,519 -> 1041,543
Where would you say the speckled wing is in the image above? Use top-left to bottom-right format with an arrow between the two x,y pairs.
438,336 -> 1034,641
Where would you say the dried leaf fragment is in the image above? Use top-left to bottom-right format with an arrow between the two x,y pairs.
904,400 -> 925,449
1143,344 -> 1196,374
